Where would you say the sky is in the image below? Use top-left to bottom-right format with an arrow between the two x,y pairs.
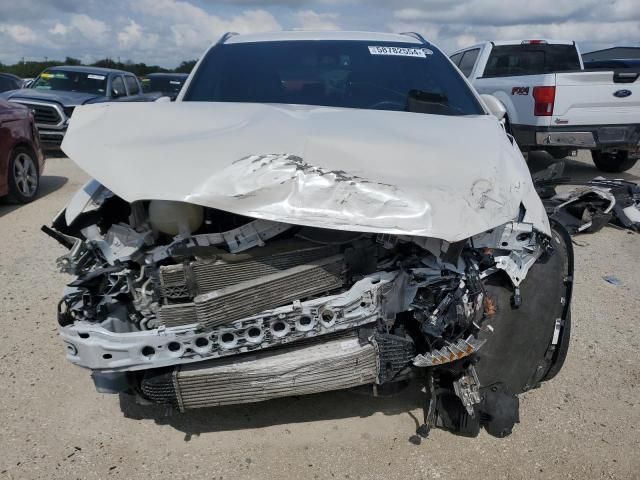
0,0 -> 638,68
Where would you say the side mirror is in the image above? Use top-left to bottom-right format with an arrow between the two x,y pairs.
480,94 -> 506,121
154,96 -> 171,103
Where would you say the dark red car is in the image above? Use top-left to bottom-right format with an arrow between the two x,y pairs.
0,99 -> 44,203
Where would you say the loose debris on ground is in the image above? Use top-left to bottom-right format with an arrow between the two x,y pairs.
534,161 -> 640,235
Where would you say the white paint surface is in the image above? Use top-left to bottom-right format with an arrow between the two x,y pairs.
62,102 -> 549,242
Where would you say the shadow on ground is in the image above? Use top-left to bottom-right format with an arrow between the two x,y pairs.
0,175 -> 68,219
120,381 -> 425,440
527,151 -> 640,183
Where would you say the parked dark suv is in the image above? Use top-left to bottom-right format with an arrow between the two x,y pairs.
0,73 -> 24,93
141,73 -> 188,100
0,66 -> 146,150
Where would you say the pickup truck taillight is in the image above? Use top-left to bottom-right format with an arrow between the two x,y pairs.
533,86 -> 555,116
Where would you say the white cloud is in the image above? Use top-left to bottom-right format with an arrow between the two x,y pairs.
0,0 -> 638,68
483,20 -> 640,55
136,0 -> 212,25
487,20 -> 640,45
69,13 -> 109,43
393,1 -> 594,26
137,0 -> 280,49
117,19 -> 142,48
49,22 -> 68,35
388,0 -> 640,54
0,24 -> 38,44
454,34 -> 476,48
170,24 -> 201,48
223,9 -> 281,35
293,10 -> 339,30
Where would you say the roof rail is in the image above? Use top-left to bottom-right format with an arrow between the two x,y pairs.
217,32 -> 239,45
399,32 -> 429,45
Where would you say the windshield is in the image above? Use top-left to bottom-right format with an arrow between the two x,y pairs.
141,76 -> 186,95
31,70 -> 107,95
184,40 -> 484,116
483,44 -> 581,77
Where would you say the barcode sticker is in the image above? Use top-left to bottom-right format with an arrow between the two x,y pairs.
368,46 -> 428,58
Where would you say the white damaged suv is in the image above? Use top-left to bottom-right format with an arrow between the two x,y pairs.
45,31 -> 573,438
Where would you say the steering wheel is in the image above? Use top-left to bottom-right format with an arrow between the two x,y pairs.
348,81 -> 406,109
368,100 -> 406,110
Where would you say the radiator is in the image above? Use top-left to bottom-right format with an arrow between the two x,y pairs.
158,255 -> 344,329
141,333 -> 378,410
159,242 -> 340,300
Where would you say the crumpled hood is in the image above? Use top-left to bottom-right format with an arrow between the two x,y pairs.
2,88 -> 102,106
62,102 -> 549,241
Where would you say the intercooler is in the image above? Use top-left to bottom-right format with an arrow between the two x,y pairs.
158,255 -> 344,328
141,333 -> 378,410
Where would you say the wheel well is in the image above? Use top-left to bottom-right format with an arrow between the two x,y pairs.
502,113 -> 513,137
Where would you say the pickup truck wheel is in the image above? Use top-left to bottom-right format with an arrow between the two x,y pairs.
7,147 -> 40,204
592,150 -> 638,173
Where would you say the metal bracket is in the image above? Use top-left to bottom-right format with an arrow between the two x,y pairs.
453,365 -> 482,416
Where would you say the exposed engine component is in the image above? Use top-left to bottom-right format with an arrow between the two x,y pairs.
158,241 -> 340,300
453,365 -> 482,415
141,333 -> 377,410
413,335 -> 485,367
148,200 -> 204,235
166,254 -> 344,329
45,183 -> 573,439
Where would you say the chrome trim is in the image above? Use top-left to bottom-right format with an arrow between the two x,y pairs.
38,130 -> 65,138
8,99 -> 67,130
536,131 -> 597,148
38,130 -> 65,147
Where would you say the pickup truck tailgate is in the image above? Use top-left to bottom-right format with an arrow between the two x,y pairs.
553,71 -> 640,126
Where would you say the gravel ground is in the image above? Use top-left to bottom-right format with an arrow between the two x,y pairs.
0,151 -> 639,480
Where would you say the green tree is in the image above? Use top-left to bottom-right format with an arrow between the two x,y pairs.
175,60 -> 197,74
64,56 -> 82,66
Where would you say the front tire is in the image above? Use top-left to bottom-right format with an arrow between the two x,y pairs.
7,147 -> 40,204
592,150 -> 638,173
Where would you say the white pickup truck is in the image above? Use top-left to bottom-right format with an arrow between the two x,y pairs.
450,40 -> 640,172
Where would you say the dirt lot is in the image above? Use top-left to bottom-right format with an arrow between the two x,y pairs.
1,152 -> 639,480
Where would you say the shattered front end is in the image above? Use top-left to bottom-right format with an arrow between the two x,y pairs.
45,181 -> 573,438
